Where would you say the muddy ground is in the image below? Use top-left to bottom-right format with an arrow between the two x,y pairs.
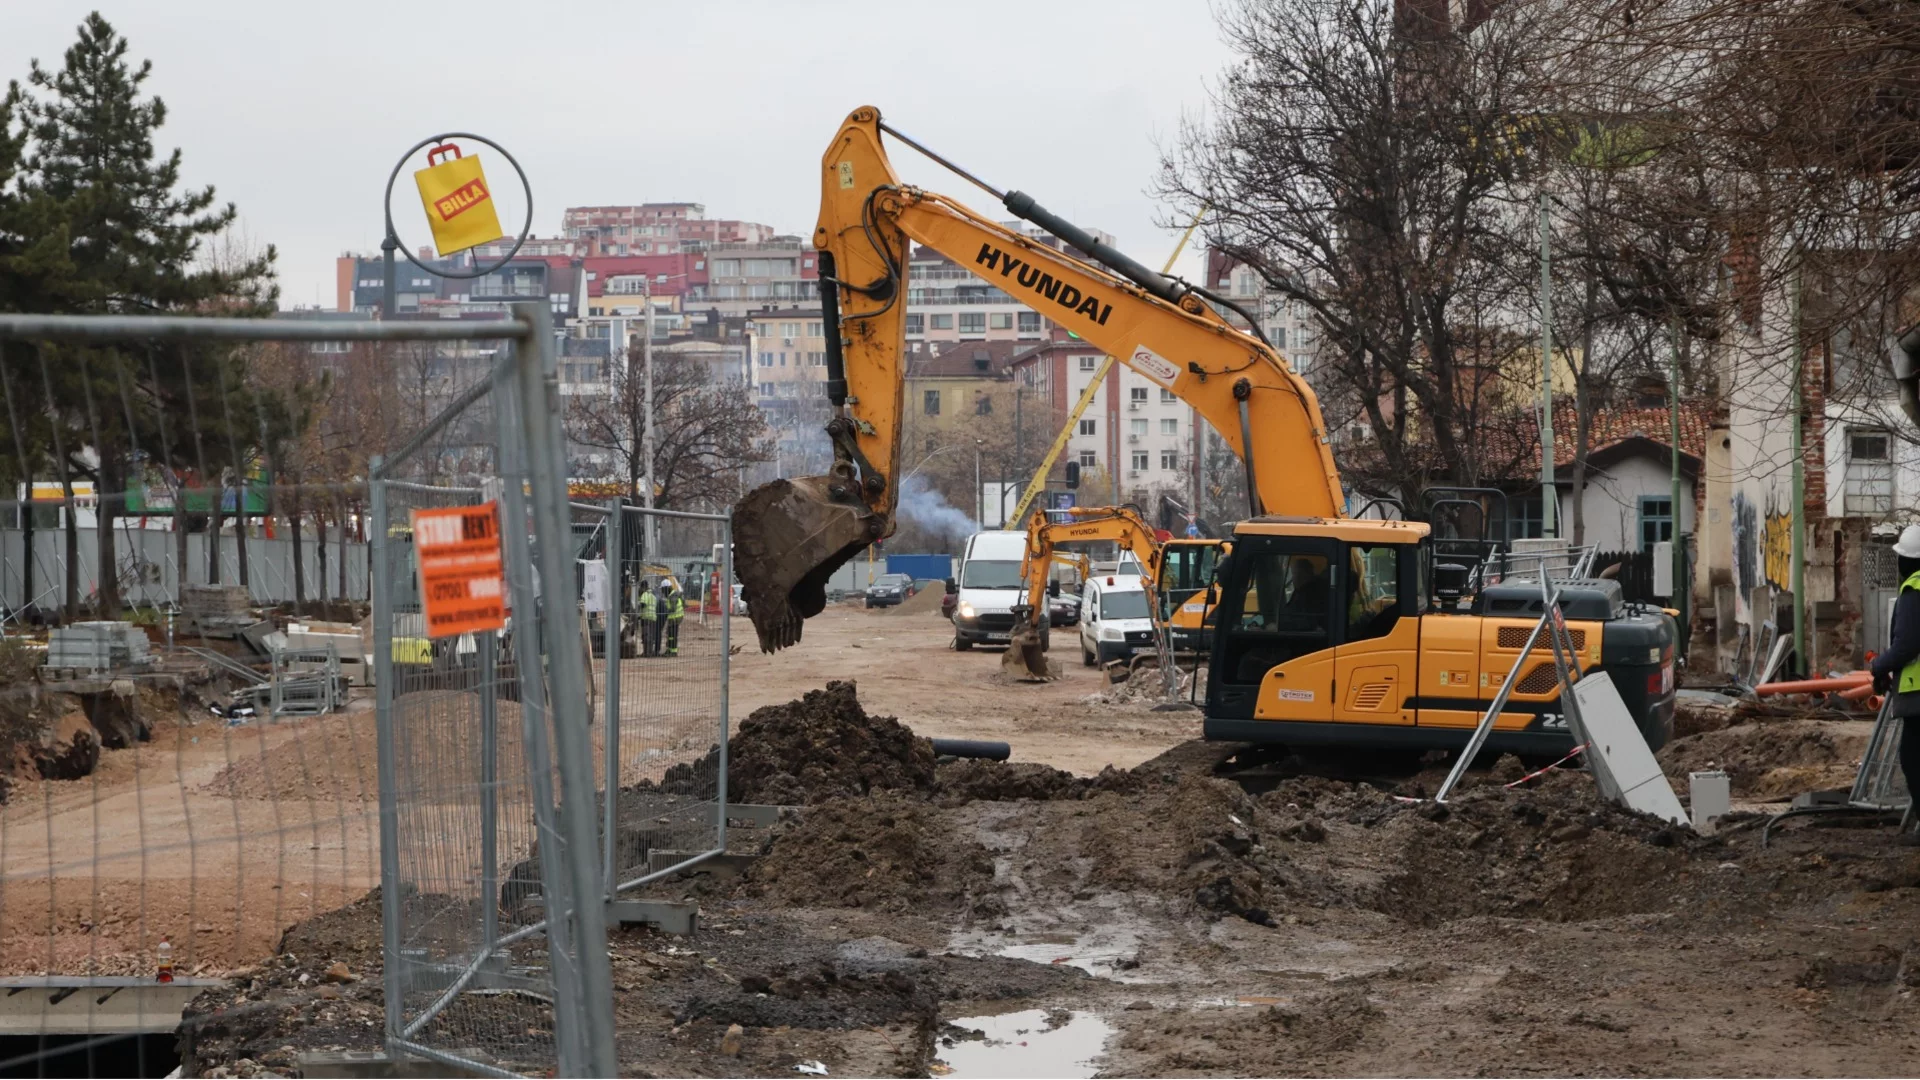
175,651 -> 1920,1079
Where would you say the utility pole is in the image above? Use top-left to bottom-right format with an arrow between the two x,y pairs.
1539,192 -> 1557,538
1669,314 -> 1687,639
1790,258 -> 1807,677
643,289 -> 658,558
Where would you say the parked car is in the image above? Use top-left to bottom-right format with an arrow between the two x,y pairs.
865,573 -> 915,608
1047,589 -> 1082,627
1079,574 -> 1156,666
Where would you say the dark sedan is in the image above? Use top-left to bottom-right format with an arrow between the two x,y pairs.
864,573 -> 916,608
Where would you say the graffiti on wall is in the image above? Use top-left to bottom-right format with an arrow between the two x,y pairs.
1731,491 -> 1758,621
1763,511 -> 1795,591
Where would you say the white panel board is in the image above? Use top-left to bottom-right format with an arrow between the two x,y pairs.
1571,672 -> 1688,824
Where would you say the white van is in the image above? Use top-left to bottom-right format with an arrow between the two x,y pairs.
1079,574 -> 1156,666
951,530 -> 1027,650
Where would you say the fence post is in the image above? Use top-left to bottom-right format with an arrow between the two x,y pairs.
368,458 -> 404,1050
601,499 -> 622,901
510,302 -> 619,1077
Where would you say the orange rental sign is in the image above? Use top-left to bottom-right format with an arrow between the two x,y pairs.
412,502 -> 507,638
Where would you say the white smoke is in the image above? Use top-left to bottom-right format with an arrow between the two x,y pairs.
897,472 -> 978,537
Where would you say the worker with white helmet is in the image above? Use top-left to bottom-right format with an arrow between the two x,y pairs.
1870,523 -> 1920,842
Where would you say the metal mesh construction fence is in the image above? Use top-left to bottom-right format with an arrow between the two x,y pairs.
587,503 -> 731,897
0,307 -> 618,1077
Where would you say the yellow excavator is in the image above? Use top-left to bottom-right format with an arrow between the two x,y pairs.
734,107 -> 1677,758
1004,505 -> 1165,678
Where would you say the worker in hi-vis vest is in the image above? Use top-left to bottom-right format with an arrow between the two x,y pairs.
1870,523 -> 1920,843
637,579 -> 660,658
663,582 -> 686,656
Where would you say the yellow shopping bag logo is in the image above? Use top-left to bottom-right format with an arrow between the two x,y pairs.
413,143 -> 505,256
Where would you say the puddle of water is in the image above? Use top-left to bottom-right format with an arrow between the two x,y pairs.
948,924 -> 1150,982
936,1009 -> 1115,1080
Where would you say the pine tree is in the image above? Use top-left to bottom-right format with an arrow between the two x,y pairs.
13,12 -> 278,618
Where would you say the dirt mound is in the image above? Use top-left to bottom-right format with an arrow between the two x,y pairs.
1367,771 -> 1716,924
1658,719 -> 1868,798
202,712 -> 381,803
1114,987 -> 1384,1074
744,796 -> 996,914
885,588 -> 945,616
933,760 -> 1142,803
656,681 -> 937,806
1071,771 -> 1340,923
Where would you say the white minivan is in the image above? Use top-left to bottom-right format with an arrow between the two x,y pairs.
951,530 -> 1027,650
1079,574 -> 1157,666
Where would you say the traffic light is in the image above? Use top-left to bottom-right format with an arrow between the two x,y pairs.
1064,461 -> 1081,490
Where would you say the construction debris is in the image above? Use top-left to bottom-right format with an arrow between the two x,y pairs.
42,622 -> 155,674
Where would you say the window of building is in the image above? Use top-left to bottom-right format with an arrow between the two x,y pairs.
781,323 -> 798,338
989,312 -> 1014,330
959,312 -> 986,335
308,341 -> 350,354
1271,327 -> 1287,348
1511,493 -> 1547,539
905,313 -> 924,334
759,352 -> 773,367
931,313 -> 954,330
1129,387 -> 1148,403
1131,451 -> 1150,472
924,389 -> 941,416
1018,311 -> 1042,333
1847,428 -> 1894,515
778,352 -> 787,366
1160,388 -> 1177,403
1638,496 -> 1674,551
1161,418 -> 1178,435
1078,450 -> 1098,468
1160,451 -> 1179,470
1079,419 -> 1097,436
1078,355 -> 1098,371
808,351 -> 825,366
1130,418 -> 1148,436
975,393 -> 993,415
1236,269 -> 1258,296
807,321 -> 822,337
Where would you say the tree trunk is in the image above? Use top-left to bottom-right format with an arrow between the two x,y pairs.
1569,269 -> 1598,548
234,501 -> 251,593
316,507 -> 329,607
338,497 -> 350,604
95,454 -> 123,620
20,469 -> 33,617
289,498 -> 306,614
173,493 -> 186,593
207,477 -> 223,584
61,467 -> 79,621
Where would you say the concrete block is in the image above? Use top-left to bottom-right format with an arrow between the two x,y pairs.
1690,770 -> 1731,831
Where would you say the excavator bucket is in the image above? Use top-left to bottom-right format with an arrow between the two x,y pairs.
732,476 -> 876,652
1001,615 -> 1050,681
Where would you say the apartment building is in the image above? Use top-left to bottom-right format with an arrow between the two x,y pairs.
1202,249 -> 1326,383
688,239 -> 821,317
561,203 -> 776,256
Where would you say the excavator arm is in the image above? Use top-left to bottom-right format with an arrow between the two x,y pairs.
735,106 -> 1345,651
1005,505 -> 1164,678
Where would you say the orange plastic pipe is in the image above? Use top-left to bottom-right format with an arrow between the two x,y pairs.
1755,675 -> 1872,696
1838,681 -> 1877,702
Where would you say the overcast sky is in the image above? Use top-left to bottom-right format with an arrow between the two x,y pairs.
2,2 -> 1234,309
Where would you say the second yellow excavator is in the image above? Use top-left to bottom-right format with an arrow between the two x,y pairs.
1004,505 -> 1165,679
734,107 -> 1678,761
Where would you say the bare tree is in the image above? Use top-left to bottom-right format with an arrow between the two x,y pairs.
566,346 -> 772,512
1163,0 -> 1559,502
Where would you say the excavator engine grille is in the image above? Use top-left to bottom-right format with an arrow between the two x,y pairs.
1514,663 -> 1562,695
1348,683 -> 1392,711
1497,625 -> 1585,651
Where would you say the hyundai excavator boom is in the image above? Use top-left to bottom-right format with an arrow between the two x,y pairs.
733,106 -> 1342,652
